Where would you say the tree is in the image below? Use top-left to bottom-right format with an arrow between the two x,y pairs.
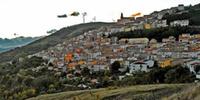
153,61 -> 159,68
194,65 -> 200,73
147,68 -> 166,83
165,66 -> 195,83
32,75 -> 56,92
82,67 -> 90,76
110,61 -> 121,75
125,40 -> 129,44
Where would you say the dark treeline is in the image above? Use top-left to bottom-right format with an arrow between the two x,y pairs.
109,26 -> 200,42
162,13 -> 191,25
162,3 -> 200,25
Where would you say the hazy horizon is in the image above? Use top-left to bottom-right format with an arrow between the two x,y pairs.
0,0 -> 199,39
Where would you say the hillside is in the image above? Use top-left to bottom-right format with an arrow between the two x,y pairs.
27,84 -> 188,100
162,3 -> 200,25
0,22 -> 113,63
167,83 -> 200,100
1,4 -> 200,100
0,36 -> 41,53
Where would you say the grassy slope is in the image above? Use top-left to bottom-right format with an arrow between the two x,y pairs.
27,84 -> 188,100
167,83 -> 200,100
0,22 -> 113,63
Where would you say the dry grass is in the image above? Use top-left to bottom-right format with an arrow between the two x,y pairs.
165,83 -> 200,100
27,84 -> 188,100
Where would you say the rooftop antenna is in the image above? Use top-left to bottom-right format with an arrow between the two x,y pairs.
82,12 -> 87,23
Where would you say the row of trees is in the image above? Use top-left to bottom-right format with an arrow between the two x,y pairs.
116,65 -> 196,86
109,61 -> 196,86
162,13 -> 191,25
109,26 -> 200,42
162,5 -> 200,26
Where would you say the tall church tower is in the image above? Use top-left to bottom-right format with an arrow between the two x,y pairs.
120,12 -> 124,19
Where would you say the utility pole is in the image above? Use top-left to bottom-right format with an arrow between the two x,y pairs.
82,12 -> 87,23
92,16 -> 96,22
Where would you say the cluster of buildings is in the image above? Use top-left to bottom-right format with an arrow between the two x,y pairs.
27,4 -> 200,81
110,4 -> 190,34
29,25 -> 200,80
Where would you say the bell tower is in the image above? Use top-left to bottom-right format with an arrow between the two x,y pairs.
120,12 -> 124,19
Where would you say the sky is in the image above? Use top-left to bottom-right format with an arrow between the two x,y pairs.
0,0 -> 199,38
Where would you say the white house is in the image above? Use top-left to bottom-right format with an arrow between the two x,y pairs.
127,57 -> 138,61
178,4 -> 185,11
170,20 -> 189,27
185,60 -> 200,74
110,27 -> 124,33
152,20 -> 168,28
129,60 -> 154,73
196,74 -> 200,79
121,38 -> 149,44
184,60 -> 200,79
90,65 -> 108,72
110,58 -> 123,64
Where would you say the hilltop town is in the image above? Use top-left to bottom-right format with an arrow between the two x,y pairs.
30,25 -> 200,81
1,3 -> 200,100
28,4 -> 200,81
